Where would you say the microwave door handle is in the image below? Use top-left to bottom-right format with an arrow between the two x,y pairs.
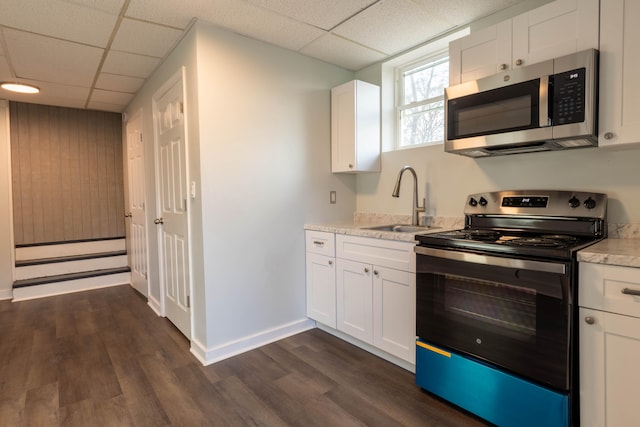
539,75 -> 550,127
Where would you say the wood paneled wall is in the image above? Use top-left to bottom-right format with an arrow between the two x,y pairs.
10,102 -> 125,245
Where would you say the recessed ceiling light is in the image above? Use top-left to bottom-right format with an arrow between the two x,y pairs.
0,82 -> 40,94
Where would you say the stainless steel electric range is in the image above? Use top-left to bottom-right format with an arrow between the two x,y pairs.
414,190 -> 607,427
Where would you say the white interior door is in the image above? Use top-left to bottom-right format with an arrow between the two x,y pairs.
153,69 -> 191,338
125,110 -> 149,297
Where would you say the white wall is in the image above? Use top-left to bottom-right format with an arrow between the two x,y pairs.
193,22 -> 354,353
0,100 -> 13,299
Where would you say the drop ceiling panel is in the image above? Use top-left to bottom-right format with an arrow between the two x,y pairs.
0,0 -> 118,47
111,18 -> 184,57
86,100 -> 126,112
333,0 -> 455,56
101,51 -> 161,79
246,0 -> 378,30
413,0 -> 525,25
96,73 -> 145,93
4,29 -> 103,86
91,89 -> 134,106
126,0 -> 206,29
301,33 -> 387,71
198,0 -> 327,51
65,0 -> 126,15
0,55 -> 11,79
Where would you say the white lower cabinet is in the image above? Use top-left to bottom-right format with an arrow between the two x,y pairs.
336,258 -> 374,343
305,231 -> 416,365
336,258 -> 415,363
372,265 -> 415,363
305,231 -> 336,328
306,252 -> 336,328
579,262 -> 640,427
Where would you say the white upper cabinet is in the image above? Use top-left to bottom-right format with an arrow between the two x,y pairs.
512,0 -> 598,68
598,0 -> 640,148
449,0 -> 599,85
449,20 -> 512,85
331,80 -> 380,173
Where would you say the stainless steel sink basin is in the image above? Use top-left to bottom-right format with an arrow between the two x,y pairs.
362,224 -> 439,233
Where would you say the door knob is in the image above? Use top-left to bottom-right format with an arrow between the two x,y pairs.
154,218 -> 164,224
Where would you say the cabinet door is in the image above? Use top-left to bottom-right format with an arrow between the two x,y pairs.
336,258 -> 373,343
598,0 -> 640,147
449,20 -> 511,85
305,252 -> 336,328
579,307 -> 640,427
330,80 -> 381,173
373,266 -> 415,363
331,82 -> 357,172
512,0 -> 599,68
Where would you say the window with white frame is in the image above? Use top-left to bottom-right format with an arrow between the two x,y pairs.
396,51 -> 449,148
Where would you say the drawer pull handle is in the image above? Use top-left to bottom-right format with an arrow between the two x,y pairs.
313,241 -> 324,246
621,288 -> 640,296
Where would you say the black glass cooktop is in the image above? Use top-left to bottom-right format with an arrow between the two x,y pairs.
415,228 -> 602,260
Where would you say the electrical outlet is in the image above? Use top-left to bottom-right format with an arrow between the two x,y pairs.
330,191 -> 337,204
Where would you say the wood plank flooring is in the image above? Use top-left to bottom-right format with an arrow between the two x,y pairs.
0,285 -> 490,426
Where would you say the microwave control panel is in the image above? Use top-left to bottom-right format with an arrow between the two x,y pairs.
551,67 -> 586,125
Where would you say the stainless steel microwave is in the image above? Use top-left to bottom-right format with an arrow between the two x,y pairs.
445,49 -> 598,157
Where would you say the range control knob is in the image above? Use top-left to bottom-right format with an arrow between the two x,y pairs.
568,197 -> 580,208
479,197 -> 488,207
584,197 -> 597,210
469,197 -> 478,207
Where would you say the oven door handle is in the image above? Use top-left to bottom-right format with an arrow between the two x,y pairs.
415,246 -> 566,274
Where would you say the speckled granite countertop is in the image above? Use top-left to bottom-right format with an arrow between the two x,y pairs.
304,214 -> 464,243
578,238 -> 640,268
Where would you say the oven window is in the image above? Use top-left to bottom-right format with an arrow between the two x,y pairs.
444,274 -> 536,339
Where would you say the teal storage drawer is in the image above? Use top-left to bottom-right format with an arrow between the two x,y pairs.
415,339 -> 569,427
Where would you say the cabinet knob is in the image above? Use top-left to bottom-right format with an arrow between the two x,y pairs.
604,132 -> 615,140
364,267 -> 370,273
515,59 -> 524,66
348,163 -> 353,169
373,270 -> 379,276
499,63 -> 508,71
585,316 -> 595,325
328,260 -> 333,266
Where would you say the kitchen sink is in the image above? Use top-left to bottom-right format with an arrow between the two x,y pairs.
362,224 -> 440,233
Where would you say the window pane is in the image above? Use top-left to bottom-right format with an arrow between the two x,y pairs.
403,58 -> 449,104
400,101 -> 445,146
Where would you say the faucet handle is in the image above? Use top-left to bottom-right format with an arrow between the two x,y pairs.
417,197 -> 426,213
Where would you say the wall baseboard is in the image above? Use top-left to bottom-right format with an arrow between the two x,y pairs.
190,318 -> 316,366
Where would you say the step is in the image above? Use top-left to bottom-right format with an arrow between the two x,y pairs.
15,237 -> 126,262
12,267 -> 131,302
14,251 -> 128,281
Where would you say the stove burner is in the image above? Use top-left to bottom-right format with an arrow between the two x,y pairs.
501,235 -> 578,248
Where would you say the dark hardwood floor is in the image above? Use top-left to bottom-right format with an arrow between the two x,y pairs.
0,285 -> 490,426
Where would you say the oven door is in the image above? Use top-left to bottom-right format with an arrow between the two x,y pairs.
415,246 -> 571,391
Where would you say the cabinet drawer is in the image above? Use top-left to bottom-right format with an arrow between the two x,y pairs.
580,263 -> 640,318
336,234 -> 415,272
305,230 -> 335,257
